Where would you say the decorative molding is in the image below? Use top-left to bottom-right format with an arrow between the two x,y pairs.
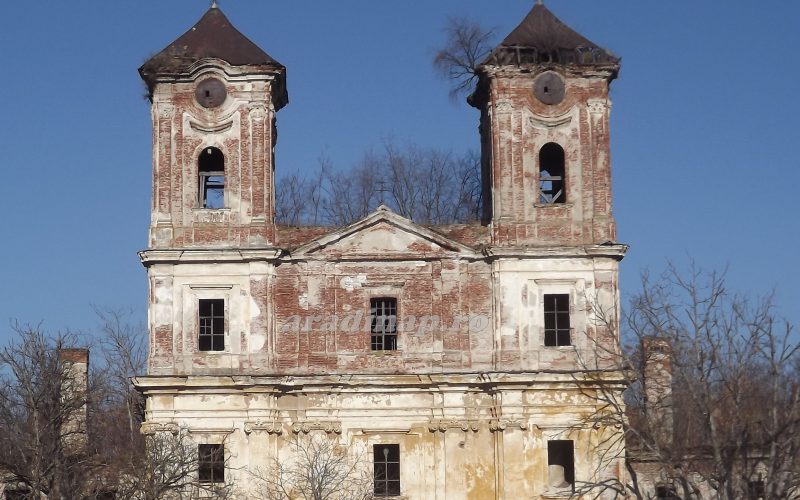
428,419 -> 480,433
291,420 -> 342,435
489,419 -> 527,432
158,105 -> 175,119
193,209 -> 231,224
189,120 -> 234,133
362,280 -> 407,289
587,98 -> 610,115
188,284 -> 234,290
249,106 -> 268,120
533,278 -> 579,286
244,421 -> 283,435
140,422 -> 179,435
527,114 -> 573,130
186,427 -> 236,435
494,100 -> 513,113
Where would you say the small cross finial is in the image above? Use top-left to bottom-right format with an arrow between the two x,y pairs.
537,0 -> 544,5
376,180 -> 391,206
211,0 -> 218,8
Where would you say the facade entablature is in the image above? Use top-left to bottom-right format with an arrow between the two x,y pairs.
139,248 -> 282,267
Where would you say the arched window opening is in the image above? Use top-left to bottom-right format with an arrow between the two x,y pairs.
199,147 -> 225,209
539,143 -> 566,204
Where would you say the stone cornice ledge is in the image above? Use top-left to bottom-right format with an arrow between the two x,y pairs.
484,243 -> 628,261
133,370 -> 628,391
139,248 -> 283,266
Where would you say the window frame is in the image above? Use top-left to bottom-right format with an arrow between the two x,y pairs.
370,297 -> 398,351
547,439 -> 575,492
198,298 -> 225,352
198,443 -> 225,484
538,142 -> 566,205
373,443 -> 400,497
543,293 -> 572,347
198,147 -> 225,209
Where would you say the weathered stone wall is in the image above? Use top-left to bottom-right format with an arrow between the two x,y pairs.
478,69 -> 616,247
149,64 -> 281,249
138,373 -> 627,499
142,219 -> 623,377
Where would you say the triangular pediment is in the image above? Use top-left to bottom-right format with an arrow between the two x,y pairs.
290,206 -> 477,259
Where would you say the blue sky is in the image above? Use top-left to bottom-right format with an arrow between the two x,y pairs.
0,1 -> 798,341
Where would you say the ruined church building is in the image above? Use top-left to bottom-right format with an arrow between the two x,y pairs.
135,3 -> 628,498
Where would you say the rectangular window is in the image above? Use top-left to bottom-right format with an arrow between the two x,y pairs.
748,479 -> 765,500
547,440 -> 574,490
198,444 -> 224,484
544,294 -> 571,346
373,444 -> 400,497
199,299 -> 225,352
371,298 -> 397,351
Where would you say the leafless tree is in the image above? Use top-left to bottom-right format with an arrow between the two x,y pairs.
0,323 -> 94,498
110,430 -> 235,500
576,263 -> 800,500
275,143 -> 482,227
253,434 -> 373,500
95,307 -> 147,443
433,16 -> 495,101
276,159 -> 327,226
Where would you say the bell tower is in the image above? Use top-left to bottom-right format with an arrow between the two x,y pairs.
139,4 -> 287,249
470,3 -> 619,247
138,5 -> 286,375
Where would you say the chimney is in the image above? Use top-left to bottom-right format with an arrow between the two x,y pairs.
641,338 -> 673,447
59,348 -> 89,454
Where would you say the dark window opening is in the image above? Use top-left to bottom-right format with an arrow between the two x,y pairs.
748,479 -> 765,500
199,147 -> 225,209
656,483 -> 680,499
373,444 -> 400,497
544,294 -> 571,347
371,298 -> 397,351
198,444 -> 224,484
539,143 -> 566,204
547,440 -> 574,490
5,489 -> 33,500
199,299 -> 225,352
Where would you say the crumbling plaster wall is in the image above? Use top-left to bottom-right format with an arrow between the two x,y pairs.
146,251 -> 619,376
149,69 -> 279,249
482,71 -> 615,247
141,374 -> 627,499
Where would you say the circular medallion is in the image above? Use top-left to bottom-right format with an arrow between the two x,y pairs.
533,72 -> 565,105
195,78 -> 227,109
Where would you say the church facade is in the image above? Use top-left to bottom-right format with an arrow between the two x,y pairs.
135,4 -> 628,498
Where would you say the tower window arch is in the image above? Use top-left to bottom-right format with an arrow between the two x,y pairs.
199,147 -> 225,209
539,143 -> 566,204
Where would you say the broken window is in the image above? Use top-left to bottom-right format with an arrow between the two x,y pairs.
748,479 -> 765,500
199,147 -> 225,209
547,440 -> 574,490
198,444 -> 225,484
199,299 -> 225,352
656,483 -> 680,499
371,298 -> 397,351
539,143 -> 566,204
544,294 -> 571,346
373,444 -> 400,497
